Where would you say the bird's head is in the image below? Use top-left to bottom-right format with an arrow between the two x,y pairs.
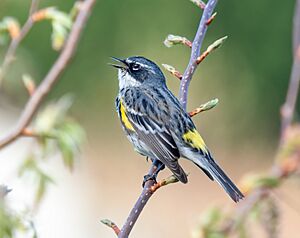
110,56 -> 165,89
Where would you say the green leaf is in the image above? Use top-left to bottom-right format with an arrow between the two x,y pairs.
51,21 -> 68,51
56,121 -> 85,170
36,173 -> 54,204
255,176 -> 280,189
34,95 -> 73,133
45,8 -> 72,29
18,156 -> 55,205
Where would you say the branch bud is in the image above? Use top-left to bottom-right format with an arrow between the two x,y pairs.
190,0 -> 206,9
197,36 -> 228,64
101,219 -> 120,235
0,17 -> 20,39
206,12 -> 217,26
207,36 -> 228,52
22,74 -> 36,96
162,64 -> 183,80
189,98 -> 219,117
164,34 -> 192,48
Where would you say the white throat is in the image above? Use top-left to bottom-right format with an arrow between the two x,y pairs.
118,70 -> 141,90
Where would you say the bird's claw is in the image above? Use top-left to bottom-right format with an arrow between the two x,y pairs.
142,174 -> 157,188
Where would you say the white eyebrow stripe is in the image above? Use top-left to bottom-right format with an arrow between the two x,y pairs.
126,60 -> 156,74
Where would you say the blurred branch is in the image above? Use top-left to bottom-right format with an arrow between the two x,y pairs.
21,128 -> 56,139
0,0 -> 96,149
281,0 -> 300,138
293,0 -> 300,55
0,0 -> 39,85
194,2 -> 300,236
0,185 -> 12,198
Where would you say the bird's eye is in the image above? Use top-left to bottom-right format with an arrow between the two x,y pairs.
131,63 -> 141,71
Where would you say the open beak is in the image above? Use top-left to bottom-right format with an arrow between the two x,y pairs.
109,57 -> 128,69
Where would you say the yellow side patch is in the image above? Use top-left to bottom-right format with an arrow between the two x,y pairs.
120,100 -> 135,131
183,129 -> 208,153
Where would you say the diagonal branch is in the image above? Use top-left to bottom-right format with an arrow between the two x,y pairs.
179,0 -> 218,109
109,1 -> 220,237
216,1 -> 300,234
281,0 -> 300,139
0,0 -> 40,85
118,165 -> 158,238
0,0 -> 96,149
117,167 -> 181,238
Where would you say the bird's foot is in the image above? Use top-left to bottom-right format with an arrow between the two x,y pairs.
142,173 -> 157,188
142,160 -> 165,187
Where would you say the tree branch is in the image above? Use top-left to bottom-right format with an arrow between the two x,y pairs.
117,167 -> 181,238
0,0 -> 40,85
281,0 -> 300,138
212,1 -> 300,234
0,0 -> 96,149
179,0 -> 218,109
118,165 -> 158,238
105,1 -> 220,237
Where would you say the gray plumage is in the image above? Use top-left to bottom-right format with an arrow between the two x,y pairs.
113,56 -> 244,202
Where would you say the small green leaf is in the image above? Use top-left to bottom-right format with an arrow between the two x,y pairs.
51,21 -> 68,51
36,173 -> 54,204
255,176 -> 280,189
34,95 -> 73,133
18,156 -> 55,205
56,121 -> 85,170
45,8 -> 72,29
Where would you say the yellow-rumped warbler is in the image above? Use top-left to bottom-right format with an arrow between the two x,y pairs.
111,56 -> 244,202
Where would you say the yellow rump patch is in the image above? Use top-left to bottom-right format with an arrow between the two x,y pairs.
182,129 -> 207,153
120,100 -> 135,131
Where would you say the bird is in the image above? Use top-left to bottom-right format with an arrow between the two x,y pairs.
110,56 -> 244,202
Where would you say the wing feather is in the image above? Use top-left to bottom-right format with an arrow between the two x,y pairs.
122,94 -> 187,183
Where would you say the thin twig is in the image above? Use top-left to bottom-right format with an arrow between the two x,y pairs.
101,219 -> 121,236
179,0 -> 218,109
21,128 -> 56,139
115,1 -> 219,237
0,0 -> 96,149
219,1 -> 300,234
0,0 -> 40,85
281,0 -> 300,138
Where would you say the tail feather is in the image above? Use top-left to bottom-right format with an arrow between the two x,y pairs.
206,160 -> 244,202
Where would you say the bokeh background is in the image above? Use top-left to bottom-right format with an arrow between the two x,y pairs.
0,0 -> 300,237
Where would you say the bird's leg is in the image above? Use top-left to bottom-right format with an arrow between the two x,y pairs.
142,159 -> 165,187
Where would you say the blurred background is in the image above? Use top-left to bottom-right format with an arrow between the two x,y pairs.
0,0 -> 299,237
